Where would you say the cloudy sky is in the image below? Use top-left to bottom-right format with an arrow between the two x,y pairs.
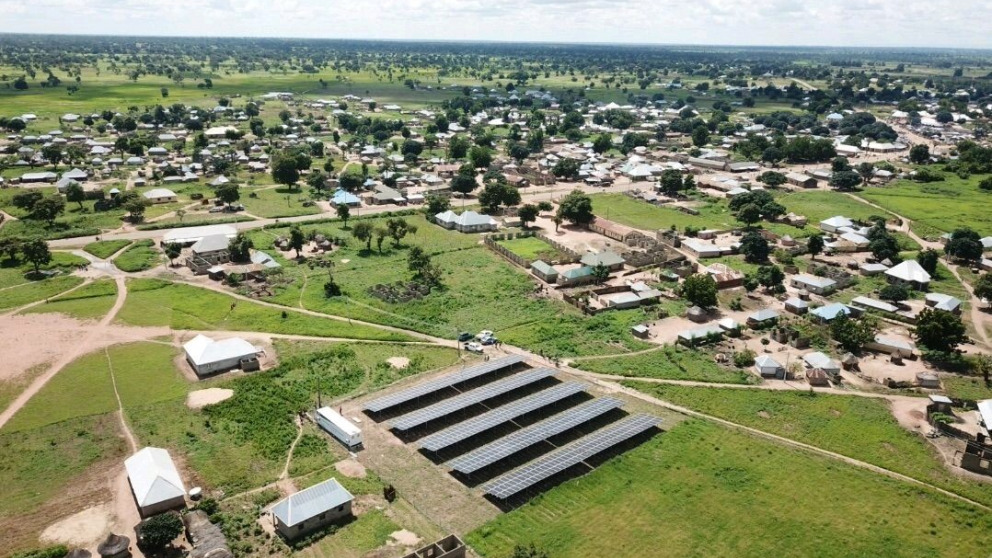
0,0 -> 989,49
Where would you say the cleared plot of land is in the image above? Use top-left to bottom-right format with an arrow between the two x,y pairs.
0,275 -> 85,312
113,239 -> 160,272
297,510 -> 400,558
467,420 -> 992,558
0,413 -> 127,553
625,383 -> 992,508
116,278 -> 413,341
573,346 -> 755,384
22,278 -> 118,320
777,189 -> 888,224
497,236 -> 570,262
83,240 -> 131,259
498,309 -> 656,358
859,175 -> 992,239
240,185 -> 322,218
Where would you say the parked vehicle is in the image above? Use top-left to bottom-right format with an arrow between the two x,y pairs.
464,342 -> 484,354
457,332 -> 474,342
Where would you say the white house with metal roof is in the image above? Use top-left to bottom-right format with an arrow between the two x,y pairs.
124,447 -> 186,516
754,354 -> 785,379
183,334 -> 259,376
790,274 -> 837,295
271,477 -> 353,540
885,260 -> 931,290
143,188 -> 178,204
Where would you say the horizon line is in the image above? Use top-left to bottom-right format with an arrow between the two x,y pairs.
0,31 -> 990,53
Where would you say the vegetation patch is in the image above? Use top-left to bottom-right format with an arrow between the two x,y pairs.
573,346 -> 755,384
22,278 -> 118,320
113,239 -> 160,272
83,239 -> 131,259
0,275 -> 85,312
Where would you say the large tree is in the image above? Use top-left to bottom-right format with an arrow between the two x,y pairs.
909,144 -> 930,165
555,190 -> 594,227
216,183 -> 240,206
518,204 -> 539,228
65,181 -> 86,210
32,195 -> 66,226
740,231 -> 770,263
386,218 -> 417,247
916,248 -> 940,275
913,308 -> 967,353
681,273 -> 718,308
270,152 -> 301,190
336,204 -> 350,228
351,221 -> 374,252
21,238 -> 51,275
807,233 -> 825,260
945,228 -> 984,262
289,226 -> 305,258
829,170 -> 862,191
552,158 -> 581,181
974,273 -> 992,303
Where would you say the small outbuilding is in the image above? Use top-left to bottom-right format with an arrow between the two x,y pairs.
754,354 -> 785,379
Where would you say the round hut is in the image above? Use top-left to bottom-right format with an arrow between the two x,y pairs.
67,550 -> 92,558
97,533 -> 131,558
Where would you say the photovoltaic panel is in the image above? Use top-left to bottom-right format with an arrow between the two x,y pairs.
390,368 -> 554,431
484,414 -> 659,499
364,355 -> 526,413
448,397 -> 624,475
419,382 -> 585,452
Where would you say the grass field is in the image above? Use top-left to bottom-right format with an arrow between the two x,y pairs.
467,419 -> 992,558
241,186 -> 322,218
942,374 -> 992,402
777,189 -> 890,225
83,240 -> 131,259
497,236 -> 570,262
859,174 -> 992,239
113,239 -> 160,272
499,308 -> 657,358
625,383 -> 992,508
116,278 -> 413,341
572,346 -> 756,384
22,278 -> 118,320
0,275 -> 85,312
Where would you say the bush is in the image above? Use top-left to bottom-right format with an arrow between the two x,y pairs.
733,349 -> 756,368
11,546 -> 68,558
138,512 -> 184,551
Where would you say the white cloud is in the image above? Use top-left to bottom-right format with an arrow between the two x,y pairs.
0,0 -> 989,48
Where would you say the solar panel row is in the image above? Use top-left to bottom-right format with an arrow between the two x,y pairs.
419,382 -> 585,452
390,368 -> 555,431
484,414 -> 659,499
363,355 -> 526,413
448,397 -> 624,474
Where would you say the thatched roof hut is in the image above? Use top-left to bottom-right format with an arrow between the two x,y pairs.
841,353 -> 859,370
97,533 -> 131,558
184,510 -> 234,558
67,550 -> 92,558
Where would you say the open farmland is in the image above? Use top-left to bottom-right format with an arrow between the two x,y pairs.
858,173 -> 992,239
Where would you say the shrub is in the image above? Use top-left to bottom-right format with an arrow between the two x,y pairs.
733,349 -> 756,368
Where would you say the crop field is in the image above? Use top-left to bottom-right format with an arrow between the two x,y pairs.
0,252 -> 84,289
572,346 -> 755,384
22,278 -> 118,320
467,419 -> 992,558
116,278 -> 413,341
625,383 -> 992,508
858,174 -> 992,239
82,239 -> 131,259
497,236 -> 570,262
113,239 -> 160,272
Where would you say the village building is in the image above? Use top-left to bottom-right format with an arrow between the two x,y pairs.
143,188 -> 178,204
819,216 -> 854,233
803,352 -> 841,378
271,478 -> 354,541
557,266 -> 595,287
183,334 -> 259,376
754,354 -> 785,379
866,335 -> 916,358
785,172 -> 817,188
747,308 -> 780,328
925,292 -> 962,313
580,250 -> 625,271
530,260 -> 559,283
589,216 -> 640,243
124,447 -> 186,516
435,210 -> 498,233
810,302 -> 854,323
885,260 -> 931,291
790,274 -> 837,295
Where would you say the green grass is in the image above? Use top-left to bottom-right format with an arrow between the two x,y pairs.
942,375 -> 992,402
0,275 -> 85,311
113,239 -> 160,272
468,420 -> 992,558
573,346 -> 755,384
777,189 -> 890,224
116,278 -> 413,341
109,342 -> 189,409
859,174 -> 992,239
83,239 -> 131,259
3,348 -> 117,432
624,383 -> 992,508
499,309 -> 657,358
240,186 -> 322,218
497,236 -> 570,262
127,339 -> 449,492
22,278 -> 118,320
298,509 -> 399,558
0,414 -> 126,525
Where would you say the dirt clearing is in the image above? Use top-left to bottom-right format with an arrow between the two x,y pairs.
40,503 -> 113,549
335,459 -> 367,478
389,529 -> 421,546
186,388 -> 234,409
387,356 -> 410,369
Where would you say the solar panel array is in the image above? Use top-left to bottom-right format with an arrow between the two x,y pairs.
484,414 -> 659,499
390,368 -> 554,432
448,397 -> 624,475
364,355 -> 525,413
419,382 -> 585,452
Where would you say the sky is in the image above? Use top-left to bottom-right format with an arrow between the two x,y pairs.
0,0 -> 990,49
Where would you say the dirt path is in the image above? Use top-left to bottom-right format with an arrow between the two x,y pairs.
0,276 -> 152,430
607,380 -> 991,511
279,416 -> 304,481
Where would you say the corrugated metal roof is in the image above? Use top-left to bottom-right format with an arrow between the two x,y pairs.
124,447 -> 186,507
272,478 -> 353,527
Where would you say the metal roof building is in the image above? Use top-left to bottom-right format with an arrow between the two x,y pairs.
271,478 -> 353,541
183,334 -> 259,376
124,447 -> 186,516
